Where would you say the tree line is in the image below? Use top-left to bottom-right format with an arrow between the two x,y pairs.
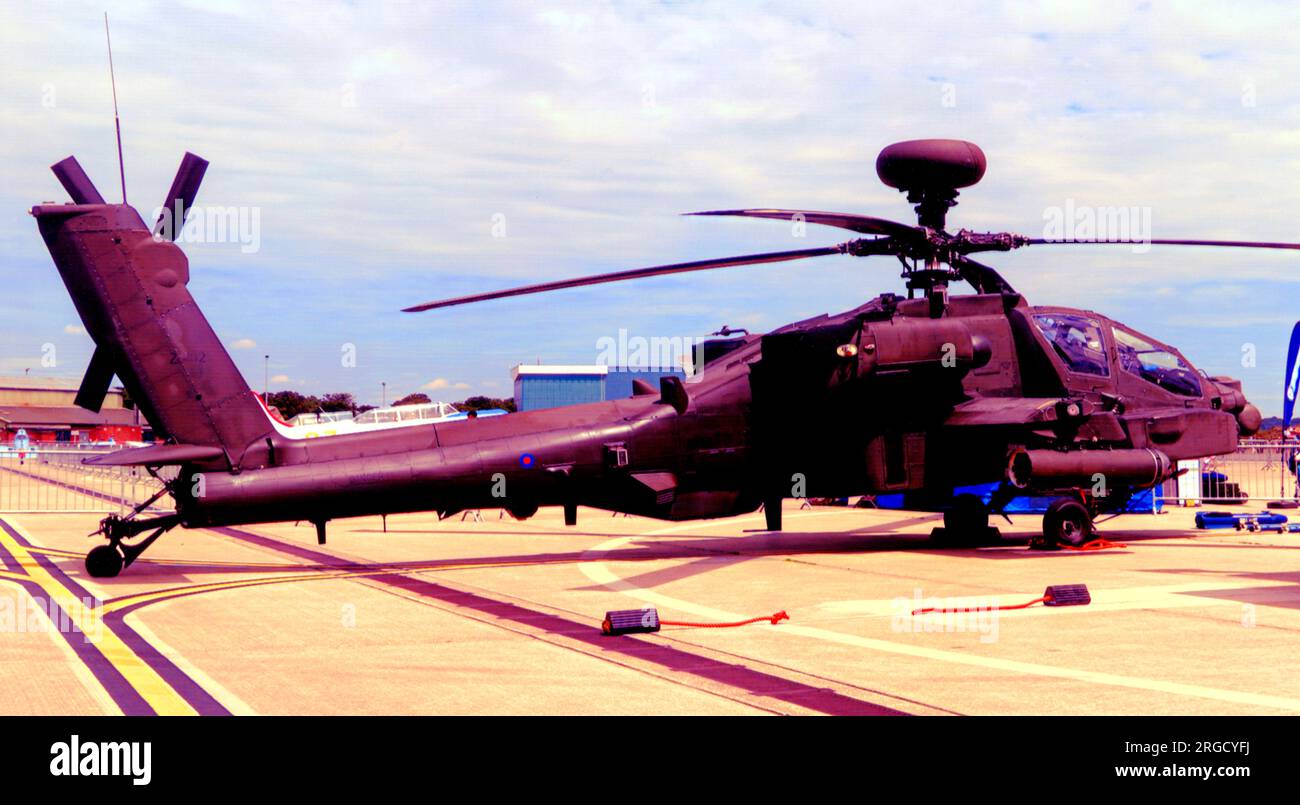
264,390 -> 515,420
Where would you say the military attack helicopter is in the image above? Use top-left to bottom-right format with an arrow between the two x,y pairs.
32,138 -> 1285,577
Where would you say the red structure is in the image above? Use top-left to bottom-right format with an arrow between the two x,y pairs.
0,376 -> 144,444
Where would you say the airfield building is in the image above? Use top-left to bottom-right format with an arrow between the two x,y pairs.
512,365 -> 687,411
0,375 -> 144,444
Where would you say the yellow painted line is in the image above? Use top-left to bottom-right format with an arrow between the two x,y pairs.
24,546 -> 104,558
0,522 -> 198,716
0,577 -> 123,716
103,571 -> 353,612
102,556 -> 560,613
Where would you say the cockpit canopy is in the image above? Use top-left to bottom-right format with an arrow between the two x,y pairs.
1031,308 -> 1203,398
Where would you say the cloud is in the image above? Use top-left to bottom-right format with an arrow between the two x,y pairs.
230,338 -> 258,350
423,378 -> 471,392
63,324 -> 85,335
4,2 -> 1298,412
271,374 -> 290,383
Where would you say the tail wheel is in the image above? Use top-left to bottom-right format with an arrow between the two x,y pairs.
85,544 -> 124,578
1042,498 -> 1092,547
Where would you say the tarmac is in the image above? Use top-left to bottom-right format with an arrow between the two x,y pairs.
2,486 -> 1300,715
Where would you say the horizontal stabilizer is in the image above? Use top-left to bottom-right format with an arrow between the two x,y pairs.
83,443 -> 224,467
659,375 -> 689,414
74,346 -> 116,413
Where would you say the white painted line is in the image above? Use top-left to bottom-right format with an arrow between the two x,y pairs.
818,580 -> 1299,618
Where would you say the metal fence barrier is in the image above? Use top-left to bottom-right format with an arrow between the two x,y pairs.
1156,440 -> 1300,508
0,445 -> 173,514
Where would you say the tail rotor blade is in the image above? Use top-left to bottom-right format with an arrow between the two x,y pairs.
51,156 -> 106,205
154,152 -> 209,241
74,346 -> 116,413
404,244 -> 849,312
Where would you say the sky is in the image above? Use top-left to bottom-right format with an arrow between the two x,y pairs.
1,0 -> 1297,413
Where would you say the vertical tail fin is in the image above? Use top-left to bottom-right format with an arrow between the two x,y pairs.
32,155 -> 271,467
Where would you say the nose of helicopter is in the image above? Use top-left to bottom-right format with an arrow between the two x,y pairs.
1236,401 -> 1263,436
1210,376 -> 1261,435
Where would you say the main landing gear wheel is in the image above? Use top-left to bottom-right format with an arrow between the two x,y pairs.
85,544 -> 125,578
1042,497 -> 1092,547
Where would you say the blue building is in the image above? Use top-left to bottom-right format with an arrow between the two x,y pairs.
512,365 -> 687,412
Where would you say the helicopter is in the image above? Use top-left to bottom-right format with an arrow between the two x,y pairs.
31,138 -> 1285,577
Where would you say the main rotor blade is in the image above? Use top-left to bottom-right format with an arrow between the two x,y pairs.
1026,238 -> 1300,250
686,209 -> 922,240
403,245 -> 848,312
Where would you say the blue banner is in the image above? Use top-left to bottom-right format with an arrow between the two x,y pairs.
1285,321 -> 1300,429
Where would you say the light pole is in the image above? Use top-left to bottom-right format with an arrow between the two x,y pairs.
381,381 -> 387,407
263,354 -> 269,397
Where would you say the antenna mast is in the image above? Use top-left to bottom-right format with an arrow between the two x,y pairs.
104,12 -> 126,203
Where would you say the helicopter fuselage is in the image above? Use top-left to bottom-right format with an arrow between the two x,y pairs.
178,289 -> 1254,529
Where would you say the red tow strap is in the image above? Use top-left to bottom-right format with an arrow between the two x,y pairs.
912,595 -> 1049,616
661,611 -> 790,629
1061,537 -> 1127,551
1030,536 -> 1128,551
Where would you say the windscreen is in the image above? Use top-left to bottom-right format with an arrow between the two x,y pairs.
1113,327 -> 1202,397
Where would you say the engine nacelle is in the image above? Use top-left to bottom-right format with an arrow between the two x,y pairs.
856,319 -> 992,375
